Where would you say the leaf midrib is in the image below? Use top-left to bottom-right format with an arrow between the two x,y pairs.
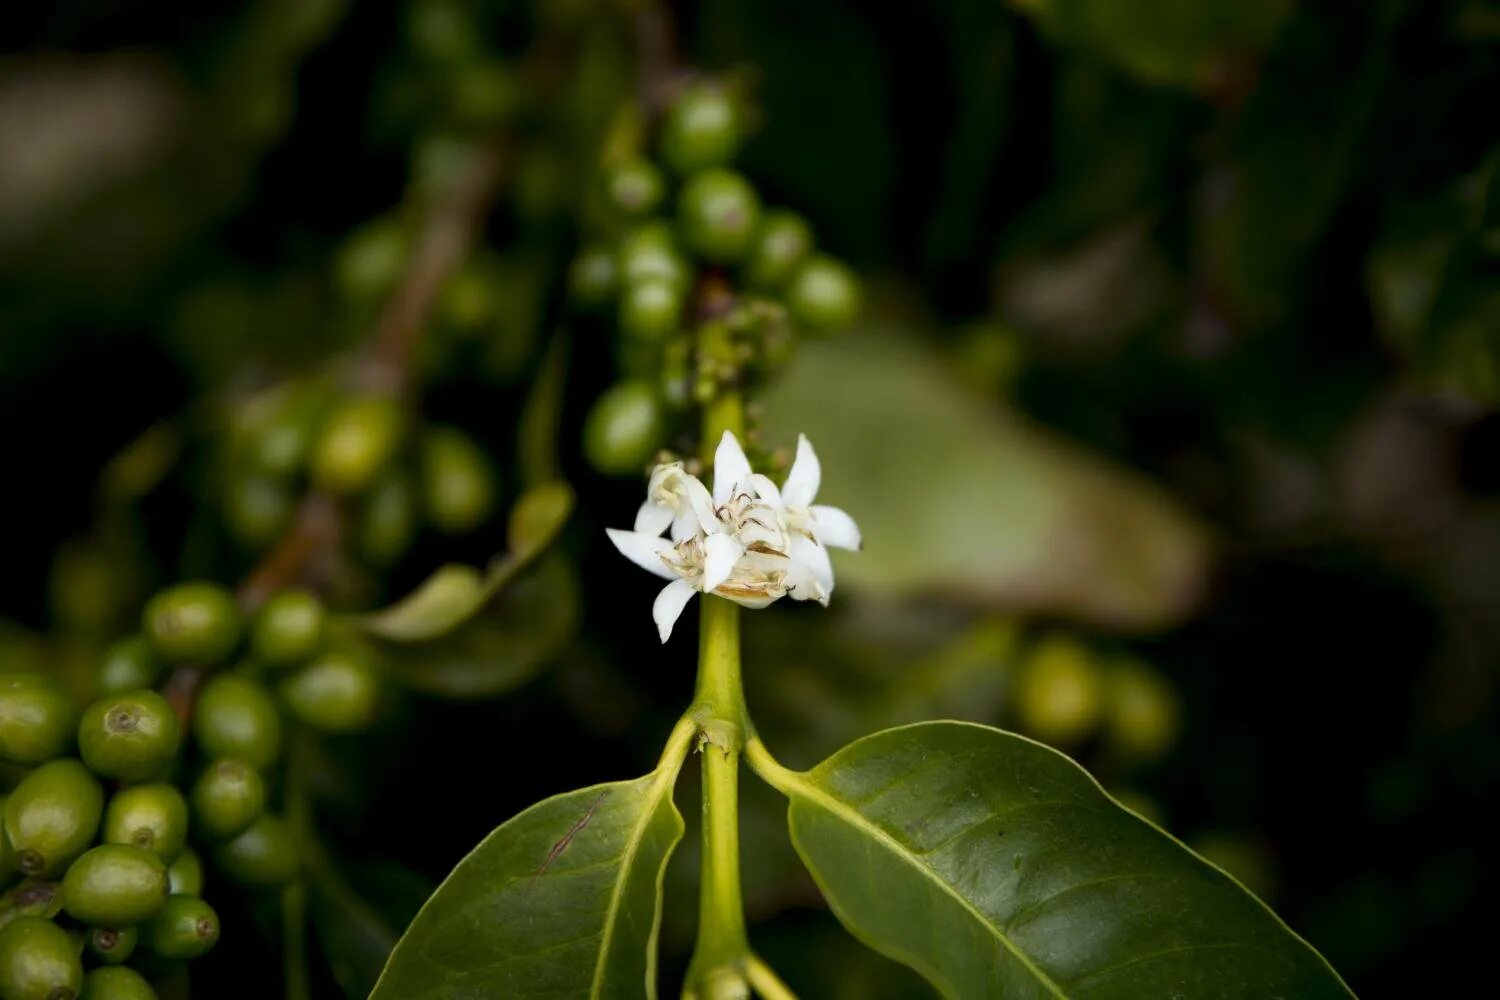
780,768 -> 1070,999
587,768 -> 676,1000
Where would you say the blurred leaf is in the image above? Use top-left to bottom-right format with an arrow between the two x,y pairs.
756,722 -> 1352,997
373,753 -> 689,999
1012,0 -> 1294,90
363,481 -> 574,642
311,861 -> 433,1000
759,330 -> 1208,628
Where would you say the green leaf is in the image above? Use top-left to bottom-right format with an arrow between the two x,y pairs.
362,481 -> 574,643
753,721 -> 1351,999
372,722 -> 694,1000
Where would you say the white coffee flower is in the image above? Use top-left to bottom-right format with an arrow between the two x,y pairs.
605,430 -> 860,642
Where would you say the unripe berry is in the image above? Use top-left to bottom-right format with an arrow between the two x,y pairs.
618,278 -> 683,342
744,210 -> 812,289
0,917 -> 82,1000
786,255 -> 861,333
141,583 -> 241,665
335,217 -> 408,303
309,395 -> 405,496
145,895 -> 219,960
165,849 -> 203,897
84,927 -> 137,967
583,381 -> 665,475
661,84 -> 740,174
77,691 -> 180,783
223,473 -> 294,549
1104,661 -> 1181,763
0,675 -> 76,765
420,428 -> 497,535
192,675 -> 280,770
213,815 -> 298,887
280,652 -> 380,733
617,222 -> 690,292
190,760 -> 266,841
61,844 -> 170,926
1014,637 -> 1104,746
567,244 -> 618,309
103,784 -> 189,862
251,589 -> 326,668
604,158 -> 666,217
677,168 -> 761,262
79,966 -> 156,1000
97,638 -> 163,696
4,760 -> 102,877
359,471 -> 419,566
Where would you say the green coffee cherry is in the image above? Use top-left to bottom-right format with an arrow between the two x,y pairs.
744,210 -> 812,288
661,84 -> 740,174
1105,661 -> 1181,763
192,675 -> 280,770
84,927 -> 137,966
677,168 -> 761,262
103,785 -> 188,862
604,158 -> 666,217
786,255 -> 861,333
213,815 -> 298,886
141,583 -> 241,665
61,844 -> 170,926
0,675 -> 76,765
97,638 -> 163,697
335,217 -> 408,303
250,589 -> 326,668
145,896 -> 219,960
79,966 -> 156,1000
223,473 -> 294,549
618,222 -> 690,291
190,760 -> 265,841
0,916 -> 83,1000
280,653 -> 380,733
583,381 -> 665,475
420,428 -> 497,535
1014,637 -> 1103,746
567,244 -> 618,309
165,849 -> 203,897
619,278 -> 683,342
77,692 -> 180,783
4,759 -> 104,877
359,471 -> 419,566
309,395 -> 404,496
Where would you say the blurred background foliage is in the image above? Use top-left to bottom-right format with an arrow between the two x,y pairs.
1,0 -> 1497,996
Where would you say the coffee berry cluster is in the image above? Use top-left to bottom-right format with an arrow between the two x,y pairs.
572,82 -> 863,475
1,578 -> 374,1000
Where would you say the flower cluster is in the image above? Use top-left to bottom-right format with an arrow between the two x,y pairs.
607,431 -> 861,642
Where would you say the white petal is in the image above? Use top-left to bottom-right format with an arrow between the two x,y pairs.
669,509 -> 700,542
683,475 -> 720,533
634,500 -> 675,537
810,505 -> 861,550
653,578 -> 698,643
701,533 -> 745,592
713,431 -> 753,504
781,434 -> 821,508
788,534 -> 834,605
747,473 -> 782,506
605,528 -> 677,580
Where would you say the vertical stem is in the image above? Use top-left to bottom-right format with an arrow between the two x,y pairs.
687,392 -> 751,987
283,736 -> 312,1000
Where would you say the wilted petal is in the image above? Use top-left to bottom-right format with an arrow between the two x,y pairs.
606,528 -> 677,580
788,534 -> 834,605
702,532 -> 745,592
810,504 -> 861,550
653,578 -> 698,643
634,499 -> 675,537
782,434 -> 821,508
713,430 -> 753,504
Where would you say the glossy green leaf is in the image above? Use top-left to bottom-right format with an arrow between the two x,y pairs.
753,721 -> 1351,999
362,482 -> 574,643
372,724 -> 693,1000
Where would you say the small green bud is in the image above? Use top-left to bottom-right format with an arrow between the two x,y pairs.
617,222 -> 690,292
0,916 -> 82,1000
4,759 -> 104,877
165,849 -> 203,897
786,255 -> 861,333
661,84 -> 740,174
223,473 -> 295,549
98,638 -> 163,697
190,760 -> 266,841
250,589 -> 326,669
420,428 -> 497,535
79,966 -> 156,1000
145,895 -> 219,960
604,157 -> 666,217
213,816 -> 298,887
103,784 -> 189,862
567,244 -> 619,310
77,691 -> 180,783
309,395 -> 405,496
84,927 -> 137,966
583,381 -> 665,476
141,583 -> 242,665
618,278 -> 683,342
61,844 -> 170,927
0,675 -> 76,765
280,653 -> 380,733
744,210 -> 812,289
192,676 -> 280,770
677,168 -> 761,263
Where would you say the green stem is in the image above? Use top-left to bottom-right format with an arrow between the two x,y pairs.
283,739 -> 312,1000
744,955 -> 801,1000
